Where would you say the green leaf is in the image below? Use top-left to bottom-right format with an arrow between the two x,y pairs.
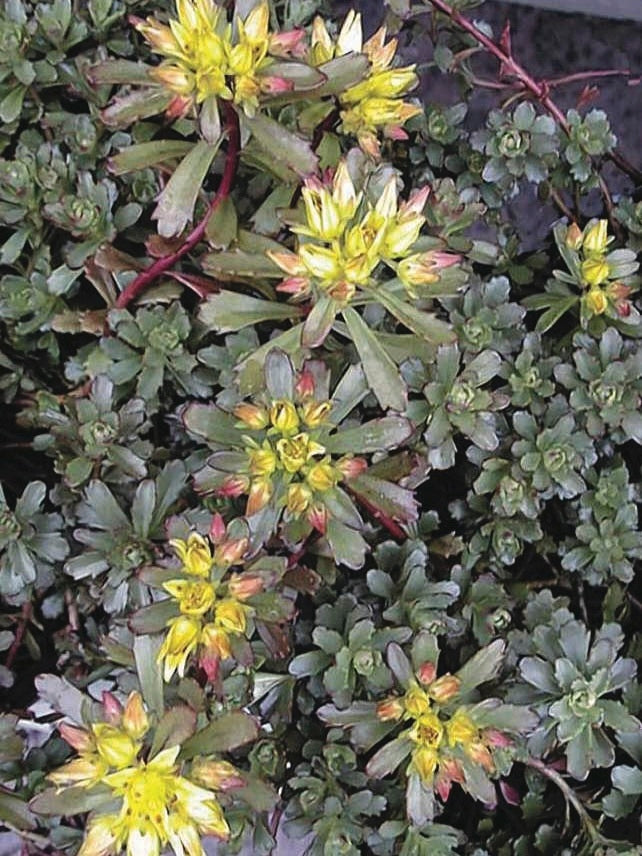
264,62 -> 326,91
342,307 -> 407,411
326,416 -> 413,454
350,474 -> 417,524
101,90 -> 173,128
149,705 -> 198,757
129,599 -> 178,635
30,785 -> 113,817
0,789 -> 36,830
89,60 -> 152,85
366,737 -> 413,778
108,141 -> 194,175
387,642 -> 414,687
133,634 -> 164,717
180,711 -> 259,758
243,112 -> 318,178
0,86 -> 26,123
315,54 -> 370,96
205,196 -> 238,249
325,517 -> 368,569
198,291 -> 299,332
153,140 -> 220,238
456,640 -> 505,693
182,402 -> 242,446
375,289 -> 455,344
302,295 -> 338,347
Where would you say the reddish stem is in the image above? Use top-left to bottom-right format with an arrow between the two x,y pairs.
348,489 -> 407,541
5,603 -> 33,671
427,0 -> 642,184
114,102 -> 241,311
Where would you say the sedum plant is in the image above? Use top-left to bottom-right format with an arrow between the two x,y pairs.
0,0 -> 641,853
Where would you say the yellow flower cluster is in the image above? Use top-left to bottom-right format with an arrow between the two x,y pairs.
567,219 -> 631,318
376,669 -> 500,797
268,161 -> 450,303
310,11 -> 421,156
158,532 -> 260,682
221,392 -> 364,529
50,692 -> 230,856
134,0 -> 301,125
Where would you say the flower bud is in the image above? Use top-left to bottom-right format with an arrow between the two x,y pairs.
429,674 -> 461,703
122,692 -> 148,740
585,287 -> 608,315
215,599 -> 249,634
201,623 -> 232,661
214,537 -> 248,567
484,728 -> 512,749
269,28 -> 307,58
233,403 -> 269,430
295,370 -> 316,399
195,760 -> 246,792
270,400 -> 300,435
300,400 -> 332,428
403,685 -> 431,719
411,745 -> 438,783
246,478 -> 272,515
59,722 -> 93,754
307,503 -> 328,534
286,483 -> 313,516
171,533 -> 213,578
583,219 -> 609,255
227,573 -> 263,600
209,513 -> 227,544
376,697 -> 404,721
306,460 -> 338,493
336,456 -> 368,480
101,691 -> 123,724
467,741 -> 494,772
219,474 -> 250,497
416,662 -> 437,686
581,258 -> 610,287
565,222 -> 583,250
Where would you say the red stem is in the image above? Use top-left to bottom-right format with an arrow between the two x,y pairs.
5,603 -> 32,671
427,0 -> 642,184
114,102 -> 241,311
348,489 -> 407,541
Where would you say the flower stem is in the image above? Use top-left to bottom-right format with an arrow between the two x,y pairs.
425,0 -> 642,192
525,757 -> 600,840
114,102 -> 241,311
5,603 -> 33,671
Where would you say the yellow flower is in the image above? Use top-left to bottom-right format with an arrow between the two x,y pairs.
91,724 -> 140,769
248,441 -> 278,478
306,459 -> 338,493
157,615 -> 201,681
583,219 -> 610,256
170,533 -> 213,578
300,400 -> 332,428
78,816 -> 118,856
164,578 -> 216,616
286,483 -> 313,516
403,684 -> 432,719
201,622 -> 232,660
411,745 -> 439,784
581,257 -> 610,287
214,598 -> 249,634
102,746 -> 229,855
585,287 -> 608,315
48,756 -> 107,789
446,709 -> 479,748
408,712 -> 445,749
270,400 -> 300,435
276,433 -> 325,474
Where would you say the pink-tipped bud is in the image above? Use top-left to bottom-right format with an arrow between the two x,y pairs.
429,674 -> 461,703
260,75 -> 294,95
276,276 -> 310,296
400,186 -> 431,218
214,537 -> 248,567
233,403 -> 269,430
500,781 -> 521,805
616,300 -> 632,317
101,691 -> 123,724
385,125 -> 409,141
166,95 -> 193,122
209,513 -> 227,545
269,28 -> 307,58
417,662 -> 437,686
295,370 -> 316,400
484,729 -> 512,749
307,503 -> 328,534
59,722 -> 93,754
376,697 -> 405,722
199,652 -> 221,683
218,475 -> 250,498
193,759 -> 246,791
336,456 -> 368,480
227,573 -> 264,600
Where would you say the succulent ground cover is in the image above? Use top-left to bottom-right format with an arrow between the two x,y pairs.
0,0 -> 641,854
